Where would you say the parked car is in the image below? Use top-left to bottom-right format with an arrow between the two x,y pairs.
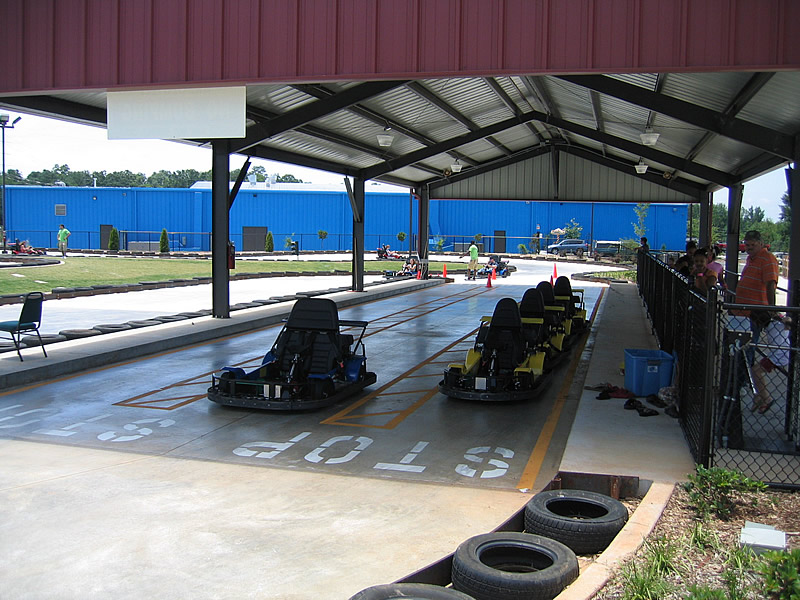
593,240 -> 621,259
547,239 -> 589,256
717,240 -> 770,252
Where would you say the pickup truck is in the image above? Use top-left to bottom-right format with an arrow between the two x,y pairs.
547,239 -> 589,256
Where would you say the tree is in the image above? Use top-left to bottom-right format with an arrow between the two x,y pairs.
265,231 -> 274,252
633,203 -> 649,239
108,227 -> 119,251
780,191 -> 791,223
103,170 -> 146,187
317,230 -> 328,249
159,228 -> 170,253
741,206 -> 766,231
564,218 -> 583,239
275,173 -> 303,183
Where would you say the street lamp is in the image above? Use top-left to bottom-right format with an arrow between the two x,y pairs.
1,113 -> 22,253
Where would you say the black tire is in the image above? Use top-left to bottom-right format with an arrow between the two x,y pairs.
59,328 -> 103,339
524,489 -> 628,555
92,323 -> 133,334
349,583 -> 475,600
451,532 -> 578,600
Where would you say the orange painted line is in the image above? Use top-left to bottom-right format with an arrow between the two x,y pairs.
515,287 -> 606,491
334,410 -> 404,420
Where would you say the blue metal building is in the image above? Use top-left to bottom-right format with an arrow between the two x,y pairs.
5,184 -> 687,253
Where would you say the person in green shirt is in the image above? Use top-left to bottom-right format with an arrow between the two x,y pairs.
57,224 -> 71,258
461,241 -> 479,280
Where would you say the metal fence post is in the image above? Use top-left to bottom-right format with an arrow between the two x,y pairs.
699,286 -> 718,467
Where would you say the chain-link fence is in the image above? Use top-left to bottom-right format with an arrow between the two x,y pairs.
637,251 -> 800,487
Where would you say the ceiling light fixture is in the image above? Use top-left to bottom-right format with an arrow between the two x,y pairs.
635,159 -> 649,174
639,128 -> 660,146
376,126 -> 394,147
450,159 -> 462,173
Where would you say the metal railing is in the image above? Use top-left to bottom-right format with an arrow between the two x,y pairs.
637,251 -> 800,487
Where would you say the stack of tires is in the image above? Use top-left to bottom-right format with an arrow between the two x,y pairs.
350,489 -> 628,600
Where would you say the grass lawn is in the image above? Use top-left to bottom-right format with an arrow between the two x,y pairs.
0,256 -> 463,295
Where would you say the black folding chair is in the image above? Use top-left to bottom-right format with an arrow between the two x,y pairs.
0,292 -> 47,361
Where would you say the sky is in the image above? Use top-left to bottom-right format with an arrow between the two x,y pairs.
0,109 -> 791,220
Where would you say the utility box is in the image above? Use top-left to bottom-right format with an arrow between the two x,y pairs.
624,349 -> 674,396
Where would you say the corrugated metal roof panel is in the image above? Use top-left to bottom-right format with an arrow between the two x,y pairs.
692,136 -> 765,174
661,72 -> 751,112
542,77 -> 596,123
606,73 -> 660,90
246,85 -> 315,112
737,72 -> 800,131
490,125 -> 541,152
424,78 -> 512,125
265,132 -> 377,168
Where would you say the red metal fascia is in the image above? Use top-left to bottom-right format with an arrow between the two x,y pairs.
2,0 -> 800,95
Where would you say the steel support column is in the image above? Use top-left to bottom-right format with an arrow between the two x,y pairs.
725,184 -> 744,291
787,165 -> 800,304
351,177 -> 365,292
417,187 -> 430,279
212,140 -> 231,318
699,193 -> 713,248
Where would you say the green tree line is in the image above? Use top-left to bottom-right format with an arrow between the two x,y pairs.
5,164 -> 302,188
688,192 -> 791,252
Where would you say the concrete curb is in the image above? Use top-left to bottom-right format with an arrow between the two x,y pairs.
0,278 -> 445,391
554,481 -> 676,600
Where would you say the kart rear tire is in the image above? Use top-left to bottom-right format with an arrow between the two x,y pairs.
349,583 -> 475,600
523,489 -> 628,555
451,532 -> 578,600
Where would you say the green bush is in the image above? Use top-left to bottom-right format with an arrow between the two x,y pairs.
159,228 -> 169,253
758,549 -> 800,599
518,243 -> 528,254
108,227 -> 119,251
265,231 -> 274,252
397,231 -> 406,243
285,235 -> 295,249
318,230 -> 328,249
683,465 -> 767,520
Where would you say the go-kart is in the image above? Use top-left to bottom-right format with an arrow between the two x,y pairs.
439,297 -> 549,402
376,244 -> 403,260
208,298 -> 377,411
476,255 -> 515,278
553,276 -> 587,333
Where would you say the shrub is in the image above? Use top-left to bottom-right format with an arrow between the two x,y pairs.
518,243 -> 528,254
108,227 -> 119,251
683,465 -> 766,520
397,231 -> 406,243
265,231 -> 274,252
758,549 -> 800,600
318,230 -> 328,249
285,235 -> 294,249
159,228 -> 169,253
434,236 -> 445,251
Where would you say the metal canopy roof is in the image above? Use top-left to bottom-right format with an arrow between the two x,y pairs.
2,70 -> 798,201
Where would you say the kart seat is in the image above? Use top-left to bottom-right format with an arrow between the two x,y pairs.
553,276 -> 582,315
483,298 -> 525,372
274,298 -> 344,377
536,281 -> 566,323
518,288 -> 551,346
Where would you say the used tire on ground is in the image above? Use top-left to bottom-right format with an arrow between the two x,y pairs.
59,329 -> 103,339
92,323 -> 133,334
524,489 -> 629,555
349,583 -> 475,600
451,532 -> 578,600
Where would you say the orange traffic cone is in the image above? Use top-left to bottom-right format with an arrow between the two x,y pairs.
416,268 -> 422,280
443,264 -> 447,278
550,262 -> 558,285
492,266 -> 497,280
486,271 -> 493,288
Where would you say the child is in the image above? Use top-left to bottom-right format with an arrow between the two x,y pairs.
691,248 -> 717,294
751,315 -> 791,414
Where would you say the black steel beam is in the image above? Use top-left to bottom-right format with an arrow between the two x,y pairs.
361,113 -> 535,180
427,145 -> 551,190
485,78 -> 542,142
0,95 -> 107,126
558,74 -> 794,159
732,153 -> 789,184
230,80 -> 407,153
406,81 -> 512,155
211,140 -> 231,319
291,84 -> 479,167
374,174 -> 418,188
561,145 -> 705,200
229,158 -> 250,209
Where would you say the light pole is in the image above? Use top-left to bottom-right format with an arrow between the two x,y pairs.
1,113 -> 22,253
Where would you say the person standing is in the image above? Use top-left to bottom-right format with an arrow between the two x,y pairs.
637,237 -> 650,253
734,230 -> 779,412
57,224 -> 71,258
461,240 -> 479,280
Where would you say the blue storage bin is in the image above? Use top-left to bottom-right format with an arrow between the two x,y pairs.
624,349 -> 674,396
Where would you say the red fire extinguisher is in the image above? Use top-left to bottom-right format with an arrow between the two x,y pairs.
227,241 -> 235,270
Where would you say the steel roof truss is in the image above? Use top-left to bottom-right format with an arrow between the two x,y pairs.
426,145 -> 551,190
230,80 -> 407,154
559,74 -> 794,160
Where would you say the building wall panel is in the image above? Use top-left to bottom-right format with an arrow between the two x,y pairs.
297,0 -> 337,77
258,0 -> 299,79
21,0 -> 55,91
337,0 -> 377,75
86,0 -> 119,87
223,0 -> 260,80
152,0 -> 188,84
375,0 -> 417,75
53,0 -> 87,88
6,186 -> 687,253
119,0 -> 153,85
188,0 -> 224,82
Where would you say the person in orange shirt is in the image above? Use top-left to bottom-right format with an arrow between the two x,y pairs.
734,230 -> 779,413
